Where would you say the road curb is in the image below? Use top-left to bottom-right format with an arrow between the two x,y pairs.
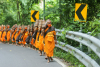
53,58 -> 68,67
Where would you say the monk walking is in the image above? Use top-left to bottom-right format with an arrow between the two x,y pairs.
1,25 -> 7,43
22,26 -> 28,47
7,25 -> 11,44
0,26 -> 2,42
32,20 -> 39,50
44,19 -> 57,62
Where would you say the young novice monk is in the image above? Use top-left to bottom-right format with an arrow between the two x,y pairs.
11,28 -> 14,44
14,25 -> 21,46
7,25 -> 11,44
38,20 -> 45,56
44,19 -> 57,63
36,20 -> 42,49
32,20 -> 39,50
0,26 -> 2,42
11,25 -> 17,44
1,25 -> 7,43
22,26 -> 28,47
16,26 -> 23,46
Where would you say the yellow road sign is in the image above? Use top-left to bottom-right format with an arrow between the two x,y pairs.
75,3 -> 88,22
31,10 -> 39,22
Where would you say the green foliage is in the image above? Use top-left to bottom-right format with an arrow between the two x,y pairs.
54,47 -> 85,67
0,0 -> 40,25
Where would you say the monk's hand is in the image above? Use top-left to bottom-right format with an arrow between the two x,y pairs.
55,40 -> 57,44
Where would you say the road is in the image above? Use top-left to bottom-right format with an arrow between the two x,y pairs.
0,43 -> 63,67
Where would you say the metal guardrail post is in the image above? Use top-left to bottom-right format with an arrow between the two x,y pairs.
87,32 -> 91,53
79,30 -> 82,51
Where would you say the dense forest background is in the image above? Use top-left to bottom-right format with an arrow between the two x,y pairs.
0,0 -> 100,36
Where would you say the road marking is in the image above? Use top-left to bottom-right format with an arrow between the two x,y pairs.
53,58 -> 68,67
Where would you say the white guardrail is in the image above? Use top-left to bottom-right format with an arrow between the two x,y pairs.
55,29 -> 100,67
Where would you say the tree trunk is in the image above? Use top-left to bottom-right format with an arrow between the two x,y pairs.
17,0 -> 20,23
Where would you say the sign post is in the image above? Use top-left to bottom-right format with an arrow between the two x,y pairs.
75,3 -> 88,50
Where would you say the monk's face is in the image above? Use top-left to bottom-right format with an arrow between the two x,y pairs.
21,30 -> 23,33
11,29 -> 14,33
47,21 -> 51,28
38,27 -> 41,31
41,28 -> 44,33
30,32 -> 32,36
34,27 -> 37,31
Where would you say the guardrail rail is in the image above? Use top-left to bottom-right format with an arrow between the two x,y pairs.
55,29 -> 100,67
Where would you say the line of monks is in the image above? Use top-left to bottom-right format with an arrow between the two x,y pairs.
0,19 -> 57,63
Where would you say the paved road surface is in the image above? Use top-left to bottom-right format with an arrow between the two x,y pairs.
0,43 -> 63,67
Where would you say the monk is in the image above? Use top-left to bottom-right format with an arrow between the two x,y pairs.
13,27 -> 18,43
35,20 -> 42,49
16,27 -> 23,45
11,29 -> 15,44
32,20 -> 39,50
37,20 -> 44,55
14,26 -> 21,46
1,25 -> 7,43
38,28 -> 44,56
0,26 -> 2,42
25,26 -> 33,48
29,26 -> 35,50
44,19 -> 57,62
30,26 -> 34,48
22,26 -> 28,47
6,25 -> 11,44
11,25 -> 17,44
25,25 -> 31,48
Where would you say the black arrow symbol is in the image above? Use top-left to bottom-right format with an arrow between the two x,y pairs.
32,11 -> 38,21
76,4 -> 86,20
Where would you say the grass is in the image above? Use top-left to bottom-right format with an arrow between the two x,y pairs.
54,47 -> 85,67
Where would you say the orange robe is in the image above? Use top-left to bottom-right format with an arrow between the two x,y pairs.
38,34 -> 44,51
14,30 -> 21,43
11,32 -> 15,42
45,31 -> 56,57
18,30 -> 21,35
14,33 -> 18,43
30,38 -> 34,45
35,32 -> 39,48
1,31 -> 6,42
23,31 -> 28,45
7,30 -> 11,42
18,34 -> 23,44
44,28 -> 49,53
0,31 -> 2,41
11,30 -> 16,43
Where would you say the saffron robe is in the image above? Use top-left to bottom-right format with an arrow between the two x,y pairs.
1,31 -> 6,42
0,31 -> 2,41
38,34 -> 44,51
44,26 -> 56,57
7,30 -> 11,42
22,31 -> 28,45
